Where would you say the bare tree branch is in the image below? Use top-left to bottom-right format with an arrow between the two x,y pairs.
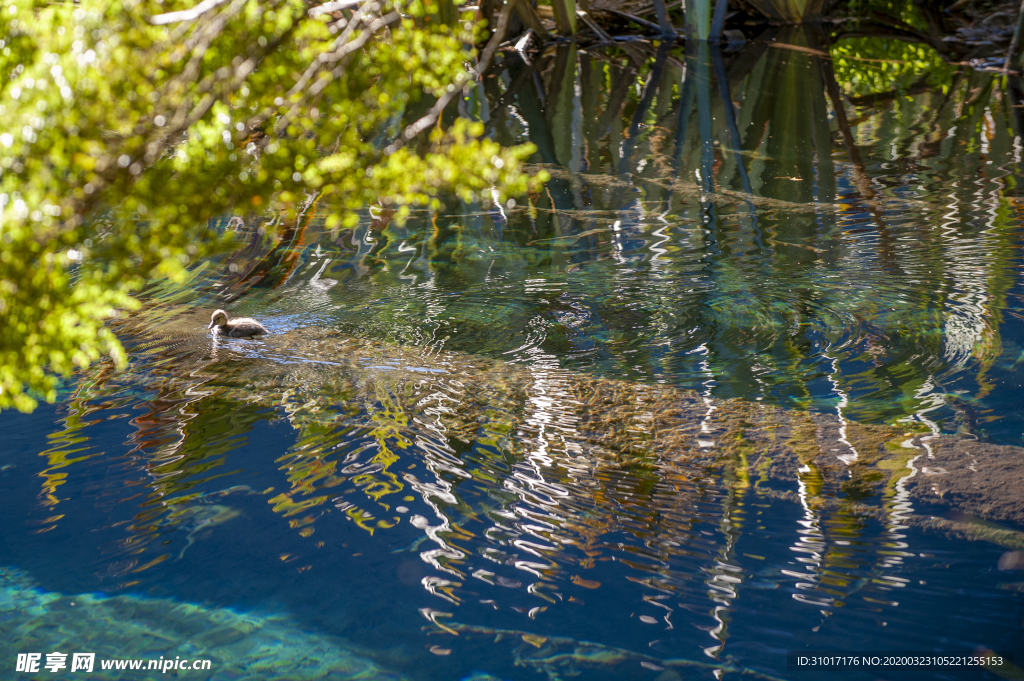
384,0 -> 514,155
150,0 -> 232,25
308,0 -> 364,16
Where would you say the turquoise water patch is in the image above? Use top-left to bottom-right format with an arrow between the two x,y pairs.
0,566 -> 405,681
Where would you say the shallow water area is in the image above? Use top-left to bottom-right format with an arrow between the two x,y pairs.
4,33 -> 1024,680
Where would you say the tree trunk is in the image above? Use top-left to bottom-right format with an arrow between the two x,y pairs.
686,0 -> 711,40
550,0 -> 578,35
1005,0 -> 1024,71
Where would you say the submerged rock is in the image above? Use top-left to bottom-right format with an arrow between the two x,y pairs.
0,566 -> 405,681
100,308 -> 1024,548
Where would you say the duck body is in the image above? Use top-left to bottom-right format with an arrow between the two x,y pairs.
208,309 -> 268,338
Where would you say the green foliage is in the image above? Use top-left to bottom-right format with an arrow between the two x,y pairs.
830,37 -> 955,97
0,0 -> 541,412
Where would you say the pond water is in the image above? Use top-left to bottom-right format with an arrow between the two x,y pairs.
3,30 -> 1024,680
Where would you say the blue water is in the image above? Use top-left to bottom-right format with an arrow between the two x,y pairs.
2,397 -> 1021,680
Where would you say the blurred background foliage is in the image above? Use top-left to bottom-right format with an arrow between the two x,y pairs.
0,0 -> 539,412
830,38 -> 954,97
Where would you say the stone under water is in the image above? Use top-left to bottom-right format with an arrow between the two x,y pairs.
0,565 -> 406,681
105,307 -> 1024,550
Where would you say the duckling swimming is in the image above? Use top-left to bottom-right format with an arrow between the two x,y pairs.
208,309 -> 267,338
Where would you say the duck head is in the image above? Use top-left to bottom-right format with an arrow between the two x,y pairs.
208,309 -> 229,330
